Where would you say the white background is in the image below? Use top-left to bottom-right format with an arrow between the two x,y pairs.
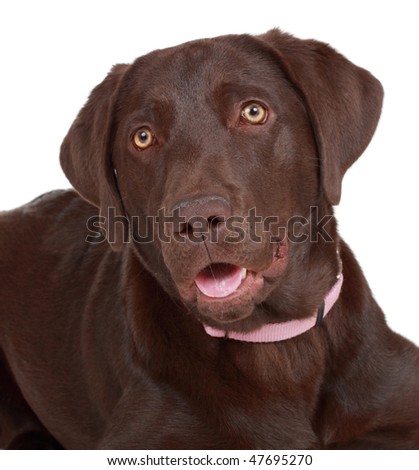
0,0 -> 418,345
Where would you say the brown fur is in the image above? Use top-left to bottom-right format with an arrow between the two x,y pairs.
0,30 -> 418,449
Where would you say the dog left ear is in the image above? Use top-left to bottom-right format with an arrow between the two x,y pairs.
258,29 -> 384,205
60,64 -> 130,251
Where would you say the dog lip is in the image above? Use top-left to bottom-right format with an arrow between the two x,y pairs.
197,271 -> 264,324
175,240 -> 288,304
196,266 -> 257,301
175,262 -> 260,306
194,263 -> 247,299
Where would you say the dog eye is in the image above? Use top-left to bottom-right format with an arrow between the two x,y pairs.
240,102 -> 268,125
133,127 -> 154,150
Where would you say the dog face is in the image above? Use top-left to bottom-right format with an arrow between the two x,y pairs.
60,30 -> 383,330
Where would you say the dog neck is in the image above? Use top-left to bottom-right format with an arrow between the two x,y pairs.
203,274 -> 343,343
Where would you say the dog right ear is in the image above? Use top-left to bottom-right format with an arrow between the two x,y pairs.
258,29 -> 383,206
60,64 -> 130,251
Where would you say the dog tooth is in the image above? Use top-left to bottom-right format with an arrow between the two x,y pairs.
241,268 -> 247,280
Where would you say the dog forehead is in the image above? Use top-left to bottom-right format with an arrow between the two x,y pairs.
125,36 -> 282,102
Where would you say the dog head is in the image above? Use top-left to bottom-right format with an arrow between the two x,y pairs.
60,30 -> 383,329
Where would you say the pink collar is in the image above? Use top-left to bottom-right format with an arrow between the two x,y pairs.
203,275 -> 343,343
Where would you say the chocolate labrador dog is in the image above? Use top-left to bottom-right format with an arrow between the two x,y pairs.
1,29 -> 418,450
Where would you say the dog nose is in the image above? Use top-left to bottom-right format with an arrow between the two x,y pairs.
171,195 -> 231,241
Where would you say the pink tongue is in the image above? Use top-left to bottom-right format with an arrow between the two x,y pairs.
195,264 -> 244,298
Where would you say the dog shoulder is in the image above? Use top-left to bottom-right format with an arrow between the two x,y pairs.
0,190 -> 98,262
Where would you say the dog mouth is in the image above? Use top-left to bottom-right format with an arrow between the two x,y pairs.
175,241 -> 288,325
195,263 -> 248,298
